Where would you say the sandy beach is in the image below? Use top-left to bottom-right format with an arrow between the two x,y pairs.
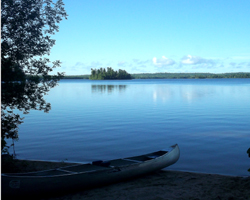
41,170 -> 250,200
2,159 -> 250,200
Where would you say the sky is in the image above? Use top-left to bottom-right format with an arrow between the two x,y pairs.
49,0 -> 250,75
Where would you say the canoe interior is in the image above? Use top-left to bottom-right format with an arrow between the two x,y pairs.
126,150 -> 167,162
3,150 -> 169,177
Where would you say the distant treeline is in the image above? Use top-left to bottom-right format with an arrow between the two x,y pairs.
131,72 -> 250,79
62,75 -> 90,79
89,67 -> 132,80
62,72 -> 250,79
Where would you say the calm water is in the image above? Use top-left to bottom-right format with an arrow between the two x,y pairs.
10,79 -> 250,176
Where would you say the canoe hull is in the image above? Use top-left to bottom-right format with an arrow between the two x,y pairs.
2,144 -> 180,197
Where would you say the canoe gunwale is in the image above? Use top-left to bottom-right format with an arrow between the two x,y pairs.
1,144 -> 180,197
2,144 -> 180,179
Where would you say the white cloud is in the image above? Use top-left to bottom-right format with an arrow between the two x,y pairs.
153,56 -> 175,67
181,55 -> 212,65
133,59 -> 151,65
229,62 -> 236,67
117,61 -> 127,66
90,61 -> 103,68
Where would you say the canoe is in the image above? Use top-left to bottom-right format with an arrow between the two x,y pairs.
2,144 -> 180,198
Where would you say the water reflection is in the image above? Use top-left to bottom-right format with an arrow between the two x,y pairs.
152,85 -> 216,103
153,86 -> 174,102
91,85 -> 127,93
11,79 -> 250,176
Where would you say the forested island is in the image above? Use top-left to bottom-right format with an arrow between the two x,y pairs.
89,67 -> 132,80
62,72 -> 250,79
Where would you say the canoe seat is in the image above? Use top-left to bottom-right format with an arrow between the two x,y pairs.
92,160 -> 103,165
147,155 -> 158,159
92,160 -> 111,167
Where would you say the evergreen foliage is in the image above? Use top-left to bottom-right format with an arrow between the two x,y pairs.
62,75 -> 90,79
63,72 -> 250,79
90,67 -> 132,80
131,72 -> 250,79
1,0 -> 67,154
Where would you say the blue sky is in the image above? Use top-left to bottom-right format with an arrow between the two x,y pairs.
49,0 -> 250,75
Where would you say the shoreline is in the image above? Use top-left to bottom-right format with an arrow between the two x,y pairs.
61,72 -> 250,79
43,170 -> 250,200
2,159 -> 250,199
3,157 -> 248,177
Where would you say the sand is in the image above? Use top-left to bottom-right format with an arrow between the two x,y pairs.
2,158 -> 250,200
41,170 -> 250,200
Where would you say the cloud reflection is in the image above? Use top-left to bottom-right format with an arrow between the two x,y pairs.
152,85 -> 215,103
152,86 -> 174,102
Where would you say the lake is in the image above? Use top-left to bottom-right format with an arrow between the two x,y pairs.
10,79 -> 250,176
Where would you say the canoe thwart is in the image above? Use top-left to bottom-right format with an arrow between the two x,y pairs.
92,160 -> 111,167
1,144 -> 180,198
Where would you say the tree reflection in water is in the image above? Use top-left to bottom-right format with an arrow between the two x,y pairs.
1,74 -> 62,155
91,85 -> 127,94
